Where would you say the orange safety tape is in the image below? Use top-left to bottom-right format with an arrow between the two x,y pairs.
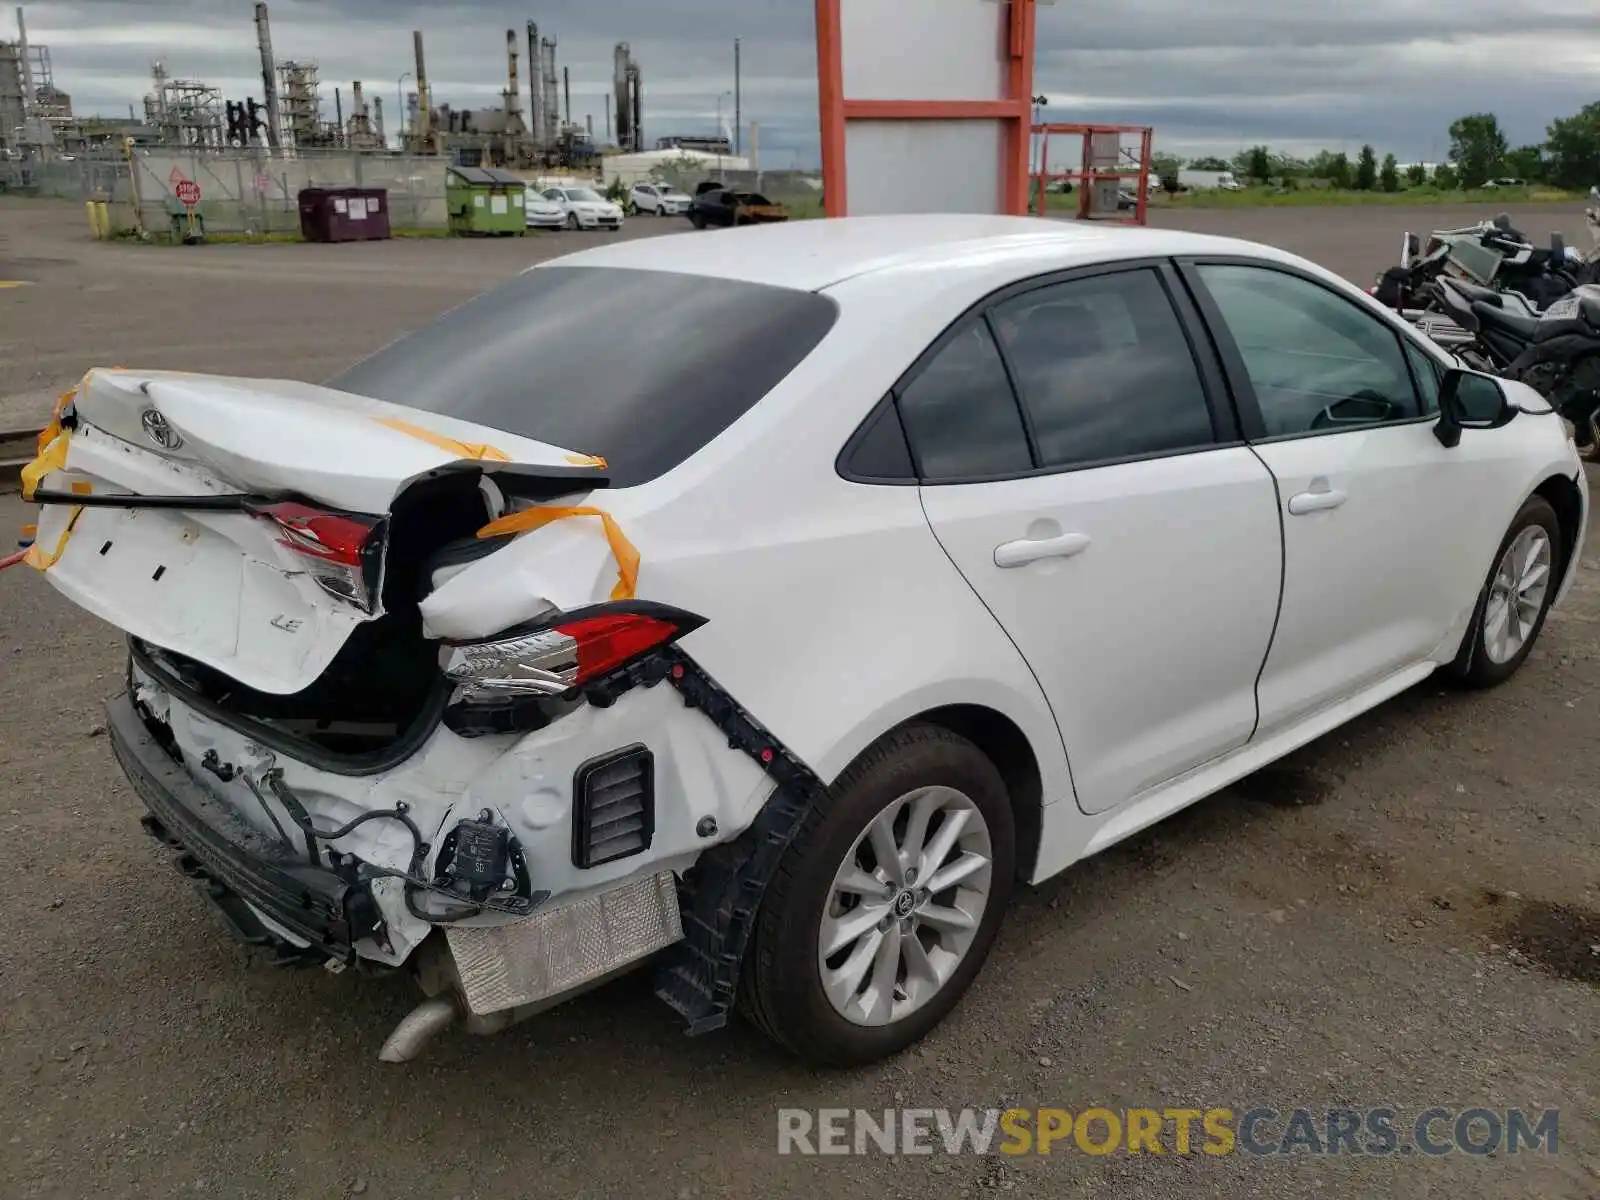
375,416 -> 511,463
36,385 -> 77,454
476,505 -> 639,601
564,452 -> 608,469
20,430 -> 69,502
24,504 -> 84,571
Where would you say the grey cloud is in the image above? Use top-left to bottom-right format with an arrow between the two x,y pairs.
21,0 -> 1600,165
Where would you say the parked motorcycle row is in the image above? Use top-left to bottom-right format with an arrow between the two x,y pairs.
1370,188 -> 1600,458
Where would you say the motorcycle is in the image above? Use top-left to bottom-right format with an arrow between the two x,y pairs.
1373,210 -> 1596,314
1372,191 -> 1600,354
1429,276 -> 1600,458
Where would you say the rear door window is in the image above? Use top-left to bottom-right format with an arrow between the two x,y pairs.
327,266 -> 839,487
990,269 -> 1218,468
896,321 -> 1033,481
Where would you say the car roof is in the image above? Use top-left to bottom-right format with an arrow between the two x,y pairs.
536,214 -> 1283,292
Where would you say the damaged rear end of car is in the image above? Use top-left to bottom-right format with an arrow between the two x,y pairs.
21,261 -> 843,1061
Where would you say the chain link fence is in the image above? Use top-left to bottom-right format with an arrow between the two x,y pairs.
4,149 -> 450,233
3,150 -> 825,230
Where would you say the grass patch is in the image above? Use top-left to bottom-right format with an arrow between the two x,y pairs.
1143,184 -> 1583,209
199,230 -> 304,244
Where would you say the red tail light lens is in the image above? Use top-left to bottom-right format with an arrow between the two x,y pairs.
440,603 -> 707,708
258,502 -> 376,566
556,612 -> 683,686
255,501 -> 384,612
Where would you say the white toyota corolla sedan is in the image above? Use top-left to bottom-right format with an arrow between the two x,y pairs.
19,216 -> 1588,1067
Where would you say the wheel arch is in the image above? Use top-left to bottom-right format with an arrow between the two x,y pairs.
1532,470 -> 1584,583
892,703 -> 1043,884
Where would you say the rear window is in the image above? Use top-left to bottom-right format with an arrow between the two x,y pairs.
327,266 -> 839,487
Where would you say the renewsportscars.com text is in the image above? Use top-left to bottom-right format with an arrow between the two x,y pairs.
777,1106 -> 1559,1157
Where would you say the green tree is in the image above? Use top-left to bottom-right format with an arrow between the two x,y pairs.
1232,145 -> 1271,183
1447,112 -> 1508,188
1188,155 -> 1232,172
1502,144 -> 1544,183
1544,101 -> 1600,191
1379,153 -> 1400,193
1433,162 -> 1460,189
1405,161 -> 1428,187
1151,152 -> 1183,192
1327,152 -> 1352,189
1355,144 -> 1378,190
1273,153 -> 1308,181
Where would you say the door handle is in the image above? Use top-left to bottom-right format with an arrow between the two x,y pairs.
994,532 -> 1091,568
1286,488 -> 1348,516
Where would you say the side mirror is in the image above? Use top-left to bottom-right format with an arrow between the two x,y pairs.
1434,368 -> 1516,447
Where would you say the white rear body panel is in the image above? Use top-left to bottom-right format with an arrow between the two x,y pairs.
33,368 -> 593,694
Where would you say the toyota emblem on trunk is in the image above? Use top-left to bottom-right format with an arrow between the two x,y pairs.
141,409 -> 183,451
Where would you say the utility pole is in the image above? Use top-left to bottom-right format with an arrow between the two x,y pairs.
733,38 -> 742,157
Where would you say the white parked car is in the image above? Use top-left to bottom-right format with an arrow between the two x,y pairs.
630,182 -> 693,216
541,185 -> 623,231
524,188 -> 566,230
20,217 -> 1587,1067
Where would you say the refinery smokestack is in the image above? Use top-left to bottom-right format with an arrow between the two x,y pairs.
505,28 -> 519,127
254,3 -> 282,150
16,6 -> 34,108
526,21 -> 540,147
412,30 -> 431,147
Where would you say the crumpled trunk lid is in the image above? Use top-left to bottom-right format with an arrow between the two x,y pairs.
25,367 -> 602,695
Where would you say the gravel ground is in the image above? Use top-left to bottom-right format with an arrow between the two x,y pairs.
1,197 -> 1596,1200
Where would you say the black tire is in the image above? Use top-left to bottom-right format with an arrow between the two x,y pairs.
690,212 -> 706,230
738,724 -> 1015,1067
566,213 -> 579,231
1442,494 -> 1563,688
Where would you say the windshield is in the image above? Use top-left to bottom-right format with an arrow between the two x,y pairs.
564,188 -> 604,202
327,267 -> 839,488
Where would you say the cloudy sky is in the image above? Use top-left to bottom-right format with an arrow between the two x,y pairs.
18,0 -> 1600,166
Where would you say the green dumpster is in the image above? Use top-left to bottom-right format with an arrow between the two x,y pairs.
165,198 -> 206,244
446,166 -> 527,236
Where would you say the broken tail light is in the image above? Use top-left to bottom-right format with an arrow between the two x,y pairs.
440,602 -> 706,734
253,501 -> 386,613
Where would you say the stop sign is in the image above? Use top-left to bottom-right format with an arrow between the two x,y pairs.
174,179 -> 202,206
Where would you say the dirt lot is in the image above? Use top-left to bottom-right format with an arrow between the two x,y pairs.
0,198 -> 1596,1200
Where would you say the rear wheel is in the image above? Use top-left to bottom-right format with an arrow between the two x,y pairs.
1443,494 -> 1562,688
739,724 -> 1015,1066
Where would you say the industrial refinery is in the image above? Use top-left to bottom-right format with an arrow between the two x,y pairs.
1,3 -> 676,170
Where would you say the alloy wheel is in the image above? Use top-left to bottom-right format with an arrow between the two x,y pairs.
1482,525 -> 1553,664
817,785 -> 994,1027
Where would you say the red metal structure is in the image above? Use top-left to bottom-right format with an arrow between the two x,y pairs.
1033,122 -> 1155,226
814,0 -> 1039,217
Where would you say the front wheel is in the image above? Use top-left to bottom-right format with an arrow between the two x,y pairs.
739,724 -> 1015,1067
566,213 -> 580,231
690,212 -> 706,230
1443,494 -> 1563,688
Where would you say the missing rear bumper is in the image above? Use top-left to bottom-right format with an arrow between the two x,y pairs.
109,693 -> 383,963
445,871 -> 683,1015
